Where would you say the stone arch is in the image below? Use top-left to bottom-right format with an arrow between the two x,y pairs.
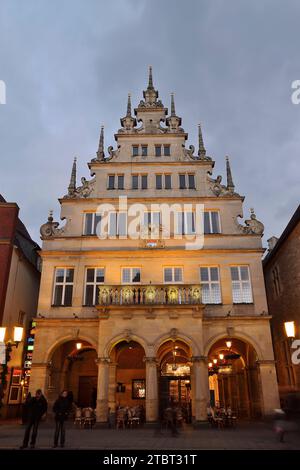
204,330 -> 264,360
102,332 -> 150,357
45,333 -> 98,363
153,331 -> 200,356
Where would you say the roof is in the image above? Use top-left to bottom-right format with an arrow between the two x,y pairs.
263,204 -> 300,267
0,194 -> 41,269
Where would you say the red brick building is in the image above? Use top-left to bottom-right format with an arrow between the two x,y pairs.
0,195 -> 40,417
263,205 -> 300,405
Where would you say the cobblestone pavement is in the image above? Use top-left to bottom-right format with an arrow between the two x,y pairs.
0,421 -> 299,450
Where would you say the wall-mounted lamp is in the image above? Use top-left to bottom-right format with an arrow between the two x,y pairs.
284,321 -> 295,339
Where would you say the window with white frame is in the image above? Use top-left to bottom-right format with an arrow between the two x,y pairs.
204,211 -> 221,234
53,268 -> 74,306
176,212 -> 195,235
122,267 -> 141,284
164,267 -> 183,283
108,212 -> 127,237
143,211 -> 160,237
230,266 -> 253,303
200,267 -> 222,304
84,268 -> 105,306
84,213 -> 101,235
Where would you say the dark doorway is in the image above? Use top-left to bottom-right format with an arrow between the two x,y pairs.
78,376 -> 97,407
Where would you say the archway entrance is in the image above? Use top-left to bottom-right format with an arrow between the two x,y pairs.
48,340 -> 97,408
110,341 -> 146,409
208,337 -> 262,418
157,340 -> 192,422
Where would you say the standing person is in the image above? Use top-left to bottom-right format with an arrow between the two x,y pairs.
20,389 -> 48,449
53,390 -> 71,448
21,392 -> 31,425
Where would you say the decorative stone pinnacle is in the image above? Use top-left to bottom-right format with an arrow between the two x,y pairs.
96,125 -> 105,160
126,93 -> 132,117
198,123 -> 206,158
148,65 -> 154,89
171,93 -> 176,116
226,155 -> 235,191
68,157 -> 77,195
48,209 -> 53,221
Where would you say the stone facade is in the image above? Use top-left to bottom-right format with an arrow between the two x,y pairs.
30,68 -> 279,422
264,206 -> 300,401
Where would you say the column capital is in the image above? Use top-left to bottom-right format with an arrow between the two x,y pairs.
256,359 -> 276,366
143,356 -> 157,365
95,356 -> 110,365
191,355 -> 208,364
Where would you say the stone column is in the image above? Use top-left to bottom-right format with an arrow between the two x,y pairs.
95,357 -> 110,423
144,357 -> 158,422
257,360 -> 280,415
29,363 -> 48,396
108,362 -> 117,412
192,356 -> 209,422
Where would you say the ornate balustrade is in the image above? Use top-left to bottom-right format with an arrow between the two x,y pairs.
97,284 -> 202,306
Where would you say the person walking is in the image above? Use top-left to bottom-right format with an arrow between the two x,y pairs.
21,392 -> 32,425
20,389 -> 48,449
53,390 -> 71,448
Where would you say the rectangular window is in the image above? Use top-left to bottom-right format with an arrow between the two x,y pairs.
53,268 -> 74,306
84,268 -> 105,306
176,212 -> 195,235
200,267 -> 222,304
141,145 -> 148,157
164,267 -> 183,283
132,174 -> 139,189
230,266 -> 253,303
141,174 -> 148,190
179,174 -> 186,189
165,174 -> 172,189
108,175 -> 115,190
156,174 -> 162,190
143,211 -> 160,237
122,267 -> 141,284
132,145 -> 139,157
188,174 -> 195,189
117,175 -> 124,190
155,145 -> 162,157
164,145 -> 171,156
204,211 -> 221,234
108,212 -> 127,237
272,266 -> 281,296
84,213 -> 101,235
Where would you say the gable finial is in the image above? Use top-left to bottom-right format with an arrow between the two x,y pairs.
148,65 -> 154,89
198,123 -> 206,158
68,157 -> 77,195
171,93 -> 176,116
97,125 -> 105,160
126,93 -> 132,117
226,156 -> 235,191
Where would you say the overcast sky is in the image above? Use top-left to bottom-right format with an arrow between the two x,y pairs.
0,0 -> 299,245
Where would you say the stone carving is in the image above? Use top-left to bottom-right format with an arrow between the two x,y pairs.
40,211 -> 67,239
182,144 -> 212,161
64,177 -> 96,199
207,172 -> 238,197
170,328 -> 178,340
238,209 -> 264,236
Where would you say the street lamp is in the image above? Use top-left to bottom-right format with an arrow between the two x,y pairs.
284,321 -> 295,339
219,353 -> 224,360
226,340 -> 232,349
0,326 -> 24,347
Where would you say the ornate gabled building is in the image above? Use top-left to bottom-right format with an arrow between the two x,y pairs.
31,68 -> 279,424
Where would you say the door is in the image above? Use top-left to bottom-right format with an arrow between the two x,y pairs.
77,376 -> 97,408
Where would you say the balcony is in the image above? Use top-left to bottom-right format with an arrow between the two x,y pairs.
97,284 -> 202,306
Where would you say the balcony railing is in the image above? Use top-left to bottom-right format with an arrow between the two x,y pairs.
97,284 -> 202,306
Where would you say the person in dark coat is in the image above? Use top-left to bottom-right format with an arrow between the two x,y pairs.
53,390 -> 71,448
20,389 -> 48,449
21,392 -> 32,425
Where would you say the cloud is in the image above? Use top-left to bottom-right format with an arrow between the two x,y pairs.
0,0 -> 299,243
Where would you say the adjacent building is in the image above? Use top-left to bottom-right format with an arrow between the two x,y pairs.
29,68 -> 280,423
0,195 -> 40,417
264,205 -> 300,403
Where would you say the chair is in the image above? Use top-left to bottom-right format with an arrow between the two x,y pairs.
82,407 -> 95,429
128,407 -> 141,428
74,407 -> 83,428
116,408 -> 127,429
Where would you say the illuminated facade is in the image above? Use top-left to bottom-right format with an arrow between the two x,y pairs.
29,68 -> 279,423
